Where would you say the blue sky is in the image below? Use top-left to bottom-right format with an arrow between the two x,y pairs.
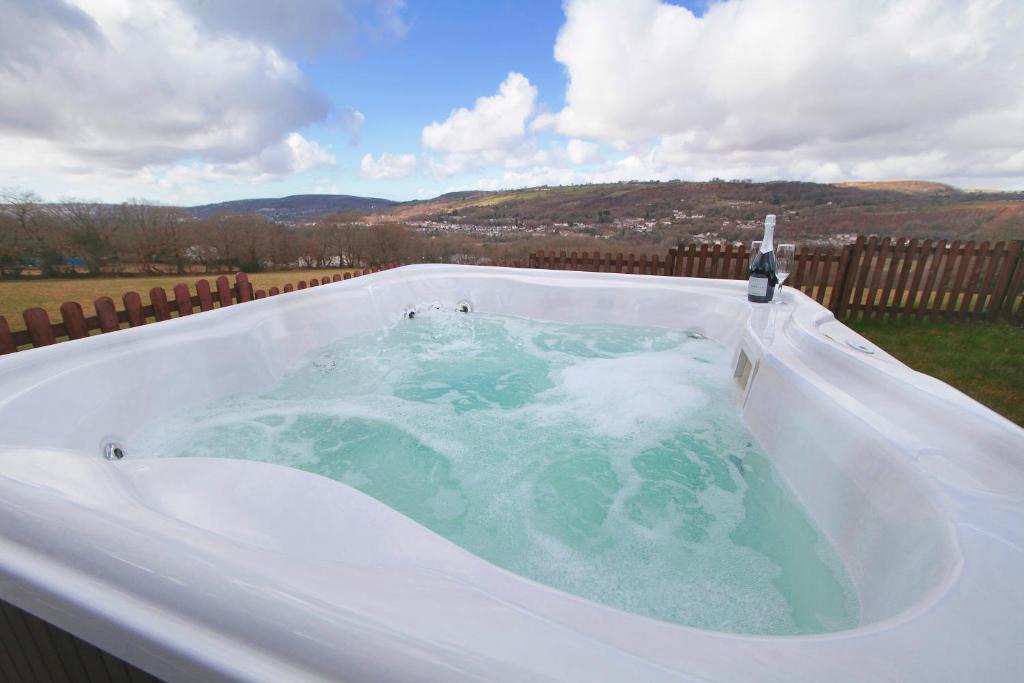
300,0 -> 573,199
1,0 -> 1021,205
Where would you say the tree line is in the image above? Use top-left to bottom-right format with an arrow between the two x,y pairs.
0,191 -> 483,278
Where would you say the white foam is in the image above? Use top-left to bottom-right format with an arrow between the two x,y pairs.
547,350 -> 714,439
130,312 -> 858,635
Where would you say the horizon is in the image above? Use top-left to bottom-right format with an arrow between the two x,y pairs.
18,177 -> 1016,210
3,0 -> 1024,205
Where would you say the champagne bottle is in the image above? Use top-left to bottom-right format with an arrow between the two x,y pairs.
748,215 -> 778,303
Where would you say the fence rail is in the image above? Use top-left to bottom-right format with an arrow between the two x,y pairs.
524,236 -> 1024,322
0,265 -> 395,354
1,237 -> 1021,355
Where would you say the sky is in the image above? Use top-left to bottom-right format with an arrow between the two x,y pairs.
1,0 -> 1023,205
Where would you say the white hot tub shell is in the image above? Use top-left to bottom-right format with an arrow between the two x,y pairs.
0,265 -> 1022,682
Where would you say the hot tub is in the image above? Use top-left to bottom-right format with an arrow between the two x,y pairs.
0,265 -> 1022,681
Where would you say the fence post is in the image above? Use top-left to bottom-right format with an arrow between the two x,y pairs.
23,308 -> 56,347
833,236 -> 864,318
665,247 -> 677,276
150,287 -> 172,321
991,240 -> 1023,318
235,273 -> 253,302
215,276 -> 233,307
60,301 -> 90,340
735,244 -> 748,280
94,297 -> 119,333
174,283 -> 193,315
0,316 -> 17,354
123,292 -> 146,326
1003,241 -> 1024,320
195,280 -> 215,312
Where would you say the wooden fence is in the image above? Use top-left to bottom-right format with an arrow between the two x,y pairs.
0,265 -> 397,354
1,237 -> 1021,354
525,236 -> 1024,323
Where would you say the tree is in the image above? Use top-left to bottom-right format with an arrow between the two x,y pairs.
365,223 -> 412,265
266,224 -> 299,269
56,201 -> 120,274
0,190 -> 64,277
119,201 -> 165,273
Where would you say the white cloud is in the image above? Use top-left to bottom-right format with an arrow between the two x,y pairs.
335,108 -> 366,145
179,0 -> 407,56
426,150 -> 507,177
0,0 -> 415,202
253,133 -> 336,175
360,152 -> 418,179
137,133 -> 335,187
424,145 -> 553,178
547,0 -> 1024,186
476,166 -> 583,191
422,72 -> 538,153
0,0 -> 333,171
566,139 -> 601,165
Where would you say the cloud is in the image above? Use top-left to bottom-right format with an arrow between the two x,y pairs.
424,145 -> 552,178
546,0 -> 1024,186
360,152 -> 418,179
422,72 -> 538,153
420,72 -> 545,178
0,0 -> 395,188
333,107 -> 367,145
135,133 -> 334,187
178,0 -> 407,56
250,133 -> 336,176
566,139 -> 601,165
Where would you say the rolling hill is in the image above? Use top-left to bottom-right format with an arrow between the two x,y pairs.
187,194 -> 397,221
376,180 -> 1024,242
182,181 -> 1024,242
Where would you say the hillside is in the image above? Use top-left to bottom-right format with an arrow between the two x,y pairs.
177,181 -> 1024,244
834,180 -> 959,194
376,180 -> 1024,243
187,194 -> 396,221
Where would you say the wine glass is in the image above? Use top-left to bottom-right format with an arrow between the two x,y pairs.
750,241 -> 762,268
774,244 -> 795,304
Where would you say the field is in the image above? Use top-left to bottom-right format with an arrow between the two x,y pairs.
0,270 -> 353,325
850,320 -> 1024,426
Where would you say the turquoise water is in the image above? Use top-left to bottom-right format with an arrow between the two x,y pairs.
133,310 -> 859,634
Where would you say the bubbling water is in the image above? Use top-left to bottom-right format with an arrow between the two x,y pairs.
132,310 -> 859,635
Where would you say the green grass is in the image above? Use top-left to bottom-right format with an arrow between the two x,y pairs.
0,269 -> 354,326
850,319 -> 1024,426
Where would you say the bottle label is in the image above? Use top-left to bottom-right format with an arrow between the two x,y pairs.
748,276 -> 768,298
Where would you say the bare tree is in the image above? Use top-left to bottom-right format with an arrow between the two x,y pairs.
119,201 -> 165,273
0,190 -> 64,277
266,224 -> 299,269
157,207 -> 192,274
231,214 -> 270,271
365,223 -> 412,265
55,201 -> 120,274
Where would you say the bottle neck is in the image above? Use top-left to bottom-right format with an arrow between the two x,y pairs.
760,224 -> 775,253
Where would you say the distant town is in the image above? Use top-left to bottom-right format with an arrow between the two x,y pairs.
2,179 -> 1021,277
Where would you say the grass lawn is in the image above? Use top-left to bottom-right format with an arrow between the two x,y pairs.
0,270 -> 355,325
850,319 -> 1024,427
